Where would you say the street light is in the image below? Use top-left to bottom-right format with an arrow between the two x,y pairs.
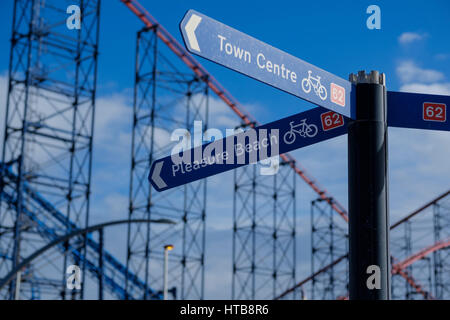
163,244 -> 174,300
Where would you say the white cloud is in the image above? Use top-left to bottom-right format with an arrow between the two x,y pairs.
398,32 -> 426,45
399,82 -> 450,95
396,59 -> 450,99
396,60 -> 444,84
435,53 -> 449,61
207,95 -> 239,128
173,93 -> 261,131
95,94 -> 132,144
174,93 -> 241,129
91,192 -> 129,222
388,128 -> 450,222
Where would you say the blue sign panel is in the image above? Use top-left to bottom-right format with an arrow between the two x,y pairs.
149,107 -> 349,192
180,10 -> 356,119
387,91 -> 450,131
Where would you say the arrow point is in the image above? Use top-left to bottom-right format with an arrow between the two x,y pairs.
151,161 -> 167,190
185,13 -> 202,52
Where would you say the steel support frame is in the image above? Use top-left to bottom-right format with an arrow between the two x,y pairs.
408,258 -> 433,300
310,198 -> 348,299
433,198 -> 450,299
389,192 -> 450,300
232,157 -> 296,300
126,26 -> 207,300
391,221 -> 413,299
0,0 -> 100,300
392,221 -> 434,300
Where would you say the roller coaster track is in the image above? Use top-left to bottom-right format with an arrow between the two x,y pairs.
393,239 -> 450,272
276,239 -> 448,300
387,239 -> 450,300
391,238 -> 450,300
274,254 -> 348,299
0,163 -> 161,299
276,190 -> 450,300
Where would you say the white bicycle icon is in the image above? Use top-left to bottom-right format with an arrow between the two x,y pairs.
301,70 -> 327,101
283,119 -> 318,144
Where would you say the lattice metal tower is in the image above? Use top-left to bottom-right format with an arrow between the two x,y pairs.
310,198 -> 348,299
232,156 -> 296,300
390,191 -> 450,300
126,26 -> 208,299
433,194 -> 450,299
391,220 -> 414,299
0,0 -> 100,299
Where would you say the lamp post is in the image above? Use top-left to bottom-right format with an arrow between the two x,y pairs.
163,244 -> 174,300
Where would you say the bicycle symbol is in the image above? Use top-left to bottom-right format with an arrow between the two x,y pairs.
283,119 -> 318,144
301,70 -> 327,101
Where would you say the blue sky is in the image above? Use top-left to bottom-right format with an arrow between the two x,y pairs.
0,0 -> 449,299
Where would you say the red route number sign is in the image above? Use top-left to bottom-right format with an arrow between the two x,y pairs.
321,111 -> 344,131
330,83 -> 346,107
423,103 -> 446,122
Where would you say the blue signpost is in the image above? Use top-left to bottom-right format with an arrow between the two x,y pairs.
149,107 -> 348,192
180,10 -> 356,119
387,91 -> 450,131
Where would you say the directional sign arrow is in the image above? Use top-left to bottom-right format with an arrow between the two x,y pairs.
150,161 -> 168,189
149,107 -> 349,192
387,91 -> 450,131
184,13 -> 202,52
180,10 -> 356,119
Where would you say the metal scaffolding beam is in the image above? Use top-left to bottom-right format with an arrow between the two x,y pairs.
310,198 -> 348,299
0,162 -> 162,299
433,197 -> 450,299
232,158 -> 296,299
126,26 -> 207,299
302,191 -> 450,300
0,0 -> 100,299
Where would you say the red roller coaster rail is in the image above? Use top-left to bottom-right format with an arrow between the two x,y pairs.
392,239 -> 450,274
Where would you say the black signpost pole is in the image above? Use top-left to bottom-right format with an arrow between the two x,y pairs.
348,71 -> 390,300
